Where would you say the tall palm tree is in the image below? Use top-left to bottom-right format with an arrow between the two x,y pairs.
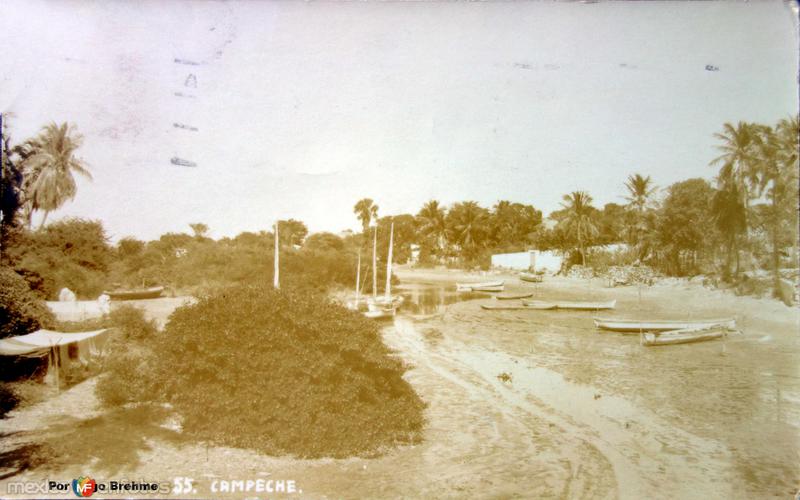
754,117 -> 799,294
623,173 -> 657,212
623,173 -> 657,260
353,198 -> 379,234
416,200 -> 448,256
709,121 -> 763,210
559,191 -> 599,266
446,201 -> 489,257
19,122 -> 92,228
710,181 -> 746,279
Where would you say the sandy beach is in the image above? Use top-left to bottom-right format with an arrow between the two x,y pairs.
1,268 -> 798,499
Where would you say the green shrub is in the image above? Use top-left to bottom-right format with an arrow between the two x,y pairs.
97,285 -> 426,458
94,307 -> 158,406
0,266 -> 54,339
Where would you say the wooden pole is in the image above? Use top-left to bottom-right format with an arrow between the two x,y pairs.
372,225 -> 378,299
355,251 -> 361,307
385,222 -> 394,302
274,221 -> 280,289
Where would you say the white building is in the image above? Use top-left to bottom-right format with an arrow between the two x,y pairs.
491,250 -> 563,273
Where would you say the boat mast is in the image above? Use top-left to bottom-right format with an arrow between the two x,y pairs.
355,251 -> 361,306
385,222 -> 394,301
372,225 -> 378,298
274,221 -> 280,289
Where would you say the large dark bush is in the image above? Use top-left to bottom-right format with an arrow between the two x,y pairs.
7,218 -> 112,298
97,285 -> 425,458
0,266 -> 54,339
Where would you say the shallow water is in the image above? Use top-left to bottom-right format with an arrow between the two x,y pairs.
401,281 -> 800,498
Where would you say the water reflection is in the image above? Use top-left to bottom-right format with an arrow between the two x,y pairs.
397,284 -> 485,315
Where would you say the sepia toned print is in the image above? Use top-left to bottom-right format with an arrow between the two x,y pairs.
0,1 -> 798,499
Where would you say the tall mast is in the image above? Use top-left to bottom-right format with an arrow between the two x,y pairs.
385,222 -> 394,301
355,251 -> 361,306
274,221 -> 280,289
372,225 -> 378,298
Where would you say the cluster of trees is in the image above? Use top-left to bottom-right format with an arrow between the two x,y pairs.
350,117 -> 798,294
1,115 -> 796,300
1,120 -> 91,251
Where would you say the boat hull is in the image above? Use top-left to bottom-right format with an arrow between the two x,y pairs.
519,273 -> 543,283
457,281 -> 505,292
494,292 -> 534,300
482,303 -> 554,311
641,326 -> 731,346
522,299 -> 616,310
103,286 -> 164,301
594,317 -> 736,333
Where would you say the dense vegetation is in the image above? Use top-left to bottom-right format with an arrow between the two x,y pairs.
0,266 -> 54,339
97,286 -> 426,458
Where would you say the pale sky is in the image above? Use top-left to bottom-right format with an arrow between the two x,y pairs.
1,1 -> 797,241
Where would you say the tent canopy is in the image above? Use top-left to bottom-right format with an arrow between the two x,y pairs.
0,329 -> 109,356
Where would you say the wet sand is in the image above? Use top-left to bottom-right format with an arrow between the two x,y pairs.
2,270 -> 798,499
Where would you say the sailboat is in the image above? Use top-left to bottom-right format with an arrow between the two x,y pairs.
367,222 -> 404,309
346,251 -> 367,311
364,223 -> 398,319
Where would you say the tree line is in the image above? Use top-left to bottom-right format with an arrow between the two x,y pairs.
1,115 -> 797,299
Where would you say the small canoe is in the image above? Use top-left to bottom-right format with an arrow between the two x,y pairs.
641,325 -> 731,346
523,299 -> 616,310
481,303 -> 555,311
364,307 -> 396,320
594,317 -> 736,333
103,286 -> 164,301
519,272 -> 543,283
456,280 -> 505,292
367,295 -> 405,308
494,292 -> 534,301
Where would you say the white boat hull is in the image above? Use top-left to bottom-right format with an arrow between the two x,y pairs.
595,317 -> 736,333
522,299 -> 616,310
456,280 -> 505,292
641,325 -> 732,346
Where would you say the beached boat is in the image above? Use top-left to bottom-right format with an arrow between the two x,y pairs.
481,303 -> 554,311
593,317 -> 736,333
102,286 -> 164,301
494,291 -> 534,301
456,280 -> 505,292
522,299 -> 616,310
519,272 -> 543,283
641,325 -> 731,346
364,306 -> 396,320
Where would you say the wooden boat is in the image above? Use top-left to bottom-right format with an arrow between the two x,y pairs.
594,317 -> 736,333
519,272 -> 543,283
364,307 -> 396,320
103,286 -> 164,301
482,303 -> 554,311
641,325 -> 731,346
494,291 -> 534,301
522,299 -> 616,310
456,280 -> 505,292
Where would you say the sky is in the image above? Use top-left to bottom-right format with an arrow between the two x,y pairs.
1,1 -> 797,242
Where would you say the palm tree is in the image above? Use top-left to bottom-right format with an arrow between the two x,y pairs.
623,174 -> 657,212
754,117 -> 799,294
446,201 -> 489,258
416,200 -> 448,256
710,181 -> 746,279
19,122 -> 92,228
709,121 -> 763,211
623,173 -> 657,260
559,191 -> 599,266
353,198 -> 379,234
